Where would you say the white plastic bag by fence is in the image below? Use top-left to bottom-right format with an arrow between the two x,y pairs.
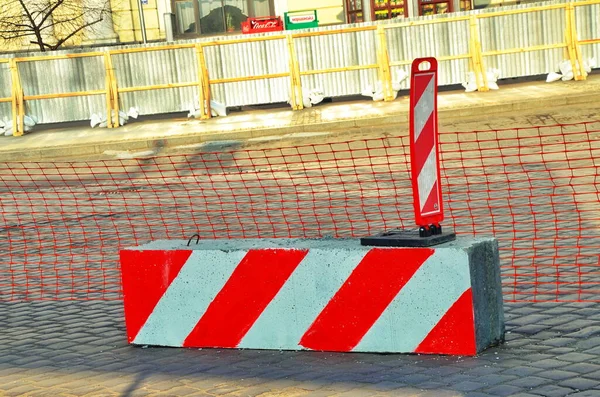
1,115 -> 37,135
546,72 -> 562,83
308,89 -> 325,106
391,69 -> 409,92
0,118 -> 11,136
548,58 -> 596,82
91,107 -> 139,128
462,72 -> 478,92
487,69 -> 501,90
210,100 -> 227,117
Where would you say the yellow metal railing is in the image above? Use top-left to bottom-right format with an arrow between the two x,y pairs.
108,43 -> 199,123
288,26 -> 380,107
0,0 -> 598,135
200,35 -> 292,115
1,52 -> 114,135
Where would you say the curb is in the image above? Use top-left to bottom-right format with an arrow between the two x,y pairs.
0,89 -> 596,162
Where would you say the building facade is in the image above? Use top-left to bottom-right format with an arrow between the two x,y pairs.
0,0 -> 168,52
169,0 -> 541,36
0,0 -> 540,52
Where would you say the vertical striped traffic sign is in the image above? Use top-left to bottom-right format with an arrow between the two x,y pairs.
410,57 -> 444,231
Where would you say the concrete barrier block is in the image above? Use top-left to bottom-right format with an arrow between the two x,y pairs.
120,237 -> 504,355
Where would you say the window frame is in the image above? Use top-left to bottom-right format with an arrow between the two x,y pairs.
371,0 -> 408,21
173,0 -> 201,36
171,0 -> 276,37
345,0 -> 365,24
417,0 -> 453,16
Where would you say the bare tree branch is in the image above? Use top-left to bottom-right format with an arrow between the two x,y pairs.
51,17 -> 104,50
37,1 -> 67,31
17,0 -> 37,28
0,0 -> 115,52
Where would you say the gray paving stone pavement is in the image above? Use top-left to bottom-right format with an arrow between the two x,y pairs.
3,301 -> 600,396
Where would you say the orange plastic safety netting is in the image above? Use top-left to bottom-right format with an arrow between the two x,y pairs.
1,121 -> 599,301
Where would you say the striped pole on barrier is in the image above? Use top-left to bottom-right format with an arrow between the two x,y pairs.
410,58 -> 444,238
360,57 -> 454,248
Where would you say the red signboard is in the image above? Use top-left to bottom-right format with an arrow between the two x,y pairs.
241,17 -> 284,34
409,57 -> 444,231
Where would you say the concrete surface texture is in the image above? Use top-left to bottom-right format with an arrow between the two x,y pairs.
121,238 -> 503,355
0,74 -> 599,161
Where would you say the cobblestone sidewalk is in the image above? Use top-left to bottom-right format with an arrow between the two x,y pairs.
3,301 -> 600,396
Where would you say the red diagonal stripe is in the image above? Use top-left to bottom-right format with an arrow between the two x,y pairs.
415,288 -> 476,355
299,248 -> 435,352
183,248 -> 308,348
120,250 -> 192,343
414,116 -> 435,173
414,74 -> 433,103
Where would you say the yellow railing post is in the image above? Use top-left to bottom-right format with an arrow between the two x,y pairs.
9,59 -> 18,136
469,16 -> 488,92
109,55 -> 120,127
103,52 -> 115,128
564,3 -> 586,81
565,4 -> 578,81
9,59 -> 24,137
17,79 -> 24,134
195,44 -> 212,120
376,26 -> 394,101
566,3 -> 587,80
286,33 -> 303,110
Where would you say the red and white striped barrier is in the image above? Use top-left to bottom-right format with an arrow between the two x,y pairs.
410,58 -> 443,232
120,238 -> 504,355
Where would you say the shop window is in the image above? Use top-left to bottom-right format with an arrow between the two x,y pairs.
460,0 -> 472,10
346,0 -> 364,23
175,0 -> 198,34
419,0 -> 451,15
372,0 -> 406,20
173,0 -> 273,35
472,0 -> 526,9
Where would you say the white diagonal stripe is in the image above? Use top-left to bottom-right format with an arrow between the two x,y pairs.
133,250 -> 247,346
355,249 -> 470,352
413,74 -> 435,141
417,148 -> 437,212
238,249 -> 366,350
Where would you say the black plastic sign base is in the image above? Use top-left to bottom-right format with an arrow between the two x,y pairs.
361,229 -> 456,247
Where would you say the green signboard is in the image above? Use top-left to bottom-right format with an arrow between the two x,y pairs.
284,10 -> 319,30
